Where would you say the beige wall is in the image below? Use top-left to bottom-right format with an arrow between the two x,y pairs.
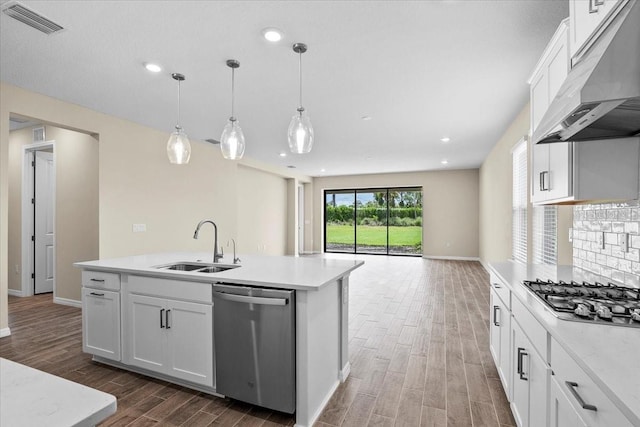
0,82 -> 304,332
312,169 -> 480,258
8,125 -> 99,302
479,103 -> 573,265
237,165 -> 287,255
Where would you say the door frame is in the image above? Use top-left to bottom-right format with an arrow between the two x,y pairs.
21,141 -> 56,297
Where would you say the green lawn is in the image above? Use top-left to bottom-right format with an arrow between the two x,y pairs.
326,225 -> 421,246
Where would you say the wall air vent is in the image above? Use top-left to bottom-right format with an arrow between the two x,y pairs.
2,2 -> 64,34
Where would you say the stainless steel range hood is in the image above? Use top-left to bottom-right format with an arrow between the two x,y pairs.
533,0 -> 640,145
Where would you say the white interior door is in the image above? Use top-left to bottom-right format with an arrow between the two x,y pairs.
35,151 -> 54,294
298,185 -> 304,254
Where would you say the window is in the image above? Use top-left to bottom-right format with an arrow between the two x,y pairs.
532,206 -> 557,264
512,139 -> 527,263
324,187 -> 422,256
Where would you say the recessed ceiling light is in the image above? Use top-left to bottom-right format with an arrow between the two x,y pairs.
279,152 -> 287,157
287,165 -> 296,169
320,168 -> 326,172
440,137 -> 450,143
361,115 -> 372,121
263,28 -> 283,42
441,159 -> 449,165
144,62 -> 162,73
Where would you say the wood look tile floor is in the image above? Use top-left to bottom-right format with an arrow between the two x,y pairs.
0,256 -> 515,427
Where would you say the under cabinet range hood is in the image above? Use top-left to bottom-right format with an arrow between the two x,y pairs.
533,0 -> 640,145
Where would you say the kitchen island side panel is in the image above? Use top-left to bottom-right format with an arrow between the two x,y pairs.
295,279 -> 341,427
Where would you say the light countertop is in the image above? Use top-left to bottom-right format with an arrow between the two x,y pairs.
0,358 -> 117,426
488,261 -> 640,426
74,252 -> 364,291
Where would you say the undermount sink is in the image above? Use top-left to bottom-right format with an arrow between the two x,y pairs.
154,262 -> 240,274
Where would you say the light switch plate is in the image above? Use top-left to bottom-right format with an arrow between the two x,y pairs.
132,224 -> 147,233
568,228 -> 573,243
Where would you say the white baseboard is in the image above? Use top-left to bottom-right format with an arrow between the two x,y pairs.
339,362 -> 351,382
54,297 -> 82,308
423,255 -> 480,261
479,259 -> 490,272
7,289 -> 23,297
0,327 -> 11,338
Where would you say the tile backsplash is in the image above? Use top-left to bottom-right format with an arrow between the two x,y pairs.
573,200 -> 640,288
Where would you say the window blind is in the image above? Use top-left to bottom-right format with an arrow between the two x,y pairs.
533,205 -> 557,264
512,139 -> 527,263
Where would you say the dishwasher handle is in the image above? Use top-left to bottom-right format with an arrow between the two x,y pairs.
214,291 -> 288,306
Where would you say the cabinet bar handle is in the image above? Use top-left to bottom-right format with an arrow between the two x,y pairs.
589,0 -> 599,13
89,292 -> 104,297
166,309 -> 171,329
517,347 -> 528,381
160,308 -> 165,328
565,381 -> 597,411
90,278 -> 105,282
493,305 -> 500,326
493,282 -> 501,289
540,171 -> 550,191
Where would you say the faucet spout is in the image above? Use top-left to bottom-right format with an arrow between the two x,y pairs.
193,220 -> 222,263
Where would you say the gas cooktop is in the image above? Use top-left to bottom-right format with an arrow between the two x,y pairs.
523,279 -> 640,328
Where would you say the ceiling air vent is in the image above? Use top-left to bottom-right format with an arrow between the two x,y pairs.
2,1 -> 64,34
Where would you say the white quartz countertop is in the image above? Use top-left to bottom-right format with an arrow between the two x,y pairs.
74,252 -> 364,291
0,358 -> 117,426
488,261 -> 640,426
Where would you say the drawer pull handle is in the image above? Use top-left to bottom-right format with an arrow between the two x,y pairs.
160,308 -> 165,329
89,292 -> 104,297
493,305 -> 500,326
517,347 -> 528,381
565,381 -> 597,411
493,283 -> 501,289
166,309 -> 171,329
90,278 -> 105,283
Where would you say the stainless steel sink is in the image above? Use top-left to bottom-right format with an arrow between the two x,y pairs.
154,262 -> 240,274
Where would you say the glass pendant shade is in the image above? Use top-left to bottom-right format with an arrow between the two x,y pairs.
287,112 -> 314,154
167,125 -> 191,164
220,119 -> 245,160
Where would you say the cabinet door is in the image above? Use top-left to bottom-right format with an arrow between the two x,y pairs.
511,321 -> 549,427
570,0 -> 622,58
549,376 -> 587,427
530,71 -> 549,133
82,288 -> 121,361
531,144 -> 550,203
547,142 -> 572,201
166,299 -> 213,387
489,288 -> 512,400
128,294 -> 166,372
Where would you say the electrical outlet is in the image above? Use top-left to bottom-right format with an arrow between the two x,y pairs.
15,264 -> 19,274
597,232 -> 605,249
132,224 -> 147,233
620,233 -> 629,252
568,228 -> 573,243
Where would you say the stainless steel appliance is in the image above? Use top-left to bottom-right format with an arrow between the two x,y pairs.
533,0 -> 640,145
523,279 -> 640,327
213,284 -> 295,413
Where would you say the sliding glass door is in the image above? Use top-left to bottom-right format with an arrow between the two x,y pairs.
324,187 -> 422,256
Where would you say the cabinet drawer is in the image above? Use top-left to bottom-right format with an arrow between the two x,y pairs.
512,297 -> 548,363
550,338 -> 633,427
82,270 -> 120,291
490,272 -> 510,309
128,275 -> 212,303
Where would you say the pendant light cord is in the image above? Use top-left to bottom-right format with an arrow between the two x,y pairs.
177,79 -> 181,128
231,67 -> 236,121
298,50 -> 303,112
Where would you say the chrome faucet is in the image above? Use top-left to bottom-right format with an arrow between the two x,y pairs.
229,239 -> 241,264
193,220 -> 223,263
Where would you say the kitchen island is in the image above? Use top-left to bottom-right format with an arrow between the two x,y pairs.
75,252 -> 364,427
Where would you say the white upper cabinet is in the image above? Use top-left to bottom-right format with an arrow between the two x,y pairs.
529,19 -> 570,136
569,0 -> 624,59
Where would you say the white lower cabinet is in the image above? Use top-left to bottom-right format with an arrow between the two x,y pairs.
490,286 -> 512,399
511,320 -> 549,427
125,277 -> 213,388
549,376 -> 587,427
82,287 -> 121,361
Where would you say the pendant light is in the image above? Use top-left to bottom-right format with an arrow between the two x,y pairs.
220,59 -> 246,160
166,73 -> 191,164
288,43 -> 314,154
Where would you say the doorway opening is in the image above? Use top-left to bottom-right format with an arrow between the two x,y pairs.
324,187 -> 423,256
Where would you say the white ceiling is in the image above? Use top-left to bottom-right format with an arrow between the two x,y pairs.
0,0 -> 568,177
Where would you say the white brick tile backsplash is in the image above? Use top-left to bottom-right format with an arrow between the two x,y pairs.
573,200 -> 640,288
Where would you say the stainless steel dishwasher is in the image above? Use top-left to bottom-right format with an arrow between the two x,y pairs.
213,283 -> 295,413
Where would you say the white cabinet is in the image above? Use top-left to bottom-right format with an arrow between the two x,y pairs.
550,338 -> 634,427
510,320 -> 550,427
569,0 -> 624,59
82,288 -> 121,361
490,286 -> 511,400
81,271 -> 121,361
529,19 -> 570,134
125,276 -> 213,388
532,138 -> 640,205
